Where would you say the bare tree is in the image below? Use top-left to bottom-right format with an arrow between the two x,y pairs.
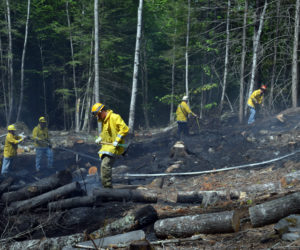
170,13 -> 177,123
38,42 -> 48,117
0,33 -> 8,121
128,0 -> 143,132
268,0 -> 280,110
66,1 -> 80,132
239,0 -> 248,123
292,0 -> 300,108
220,0 -> 231,112
16,0 -> 31,122
5,0 -> 13,124
94,0 -> 99,104
185,0 -> 191,98
247,0 -> 267,103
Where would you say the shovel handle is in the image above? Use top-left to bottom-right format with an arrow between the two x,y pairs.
100,142 -> 128,148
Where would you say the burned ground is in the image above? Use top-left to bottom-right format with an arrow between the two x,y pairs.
1,108 -> 300,249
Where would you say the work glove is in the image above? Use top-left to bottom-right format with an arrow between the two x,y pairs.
18,138 -> 24,143
113,141 -> 119,147
95,137 -> 102,144
18,132 -> 26,140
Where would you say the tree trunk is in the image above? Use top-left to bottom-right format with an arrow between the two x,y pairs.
93,188 -> 157,203
249,192 -> 300,227
16,0 -> 31,122
220,0 -> 231,112
48,195 -> 97,210
5,0 -> 13,124
1,170 -> 72,204
141,29 -> 149,129
5,182 -> 82,214
94,0 -> 99,104
66,1 -> 79,132
0,34 -> 8,123
247,0 -> 267,108
39,42 -> 48,117
154,210 -> 240,238
90,205 -> 157,238
0,177 -> 14,196
128,0 -> 143,133
292,0 -> 300,108
239,0 -> 247,123
185,0 -> 190,98
170,10 -> 177,123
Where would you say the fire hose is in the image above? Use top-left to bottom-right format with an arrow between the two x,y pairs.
118,149 -> 300,178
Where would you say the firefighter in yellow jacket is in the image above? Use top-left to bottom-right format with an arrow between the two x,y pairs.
32,117 -> 53,171
91,103 -> 129,188
176,96 -> 197,139
1,125 -> 24,175
247,85 -> 267,124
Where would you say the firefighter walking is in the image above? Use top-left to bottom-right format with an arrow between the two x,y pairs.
91,103 -> 129,188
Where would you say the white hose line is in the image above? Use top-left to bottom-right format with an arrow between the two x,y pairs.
119,149 -> 300,178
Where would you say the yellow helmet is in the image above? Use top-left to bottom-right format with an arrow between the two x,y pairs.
39,116 -> 46,123
91,103 -> 105,116
7,124 -> 16,131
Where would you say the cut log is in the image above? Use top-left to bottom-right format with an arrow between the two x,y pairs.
154,210 -> 240,238
68,230 -> 146,250
93,188 -> 157,203
1,170 -> 72,204
0,177 -> 14,195
5,182 -> 82,214
90,205 -> 158,239
2,206 -> 157,250
249,192 -> 300,227
176,190 -> 240,205
48,196 -> 98,210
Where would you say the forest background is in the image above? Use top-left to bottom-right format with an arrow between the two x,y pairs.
0,0 -> 299,132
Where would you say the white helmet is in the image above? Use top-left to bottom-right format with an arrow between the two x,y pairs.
182,96 -> 188,101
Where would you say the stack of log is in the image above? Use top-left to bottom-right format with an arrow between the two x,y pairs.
1,165 -> 300,249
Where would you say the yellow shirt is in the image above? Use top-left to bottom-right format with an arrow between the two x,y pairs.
98,110 -> 129,157
32,124 -> 50,148
176,101 -> 194,122
247,89 -> 264,108
3,132 -> 22,158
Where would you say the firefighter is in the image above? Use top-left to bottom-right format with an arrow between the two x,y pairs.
91,103 -> 129,188
32,117 -> 53,172
247,85 -> 267,125
176,96 -> 197,140
1,125 -> 24,175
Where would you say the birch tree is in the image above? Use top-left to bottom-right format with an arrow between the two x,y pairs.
185,0 -> 191,98
239,0 -> 248,123
94,0 -> 99,104
128,0 -> 143,132
292,0 -> 300,108
247,0 -> 267,103
219,0 -> 231,112
170,12 -> 177,123
16,0 -> 31,122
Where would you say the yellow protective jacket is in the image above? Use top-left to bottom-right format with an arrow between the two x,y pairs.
176,101 -> 195,122
32,124 -> 50,148
247,89 -> 264,108
98,110 -> 129,158
3,132 -> 22,158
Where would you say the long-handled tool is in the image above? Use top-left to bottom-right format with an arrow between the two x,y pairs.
99,142 -> 128,148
